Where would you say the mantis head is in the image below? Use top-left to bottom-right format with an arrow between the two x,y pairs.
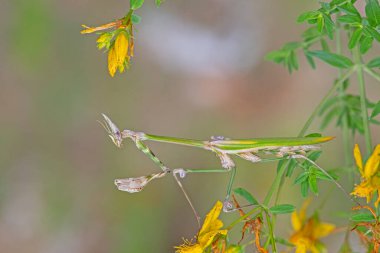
100,113 -> 123,148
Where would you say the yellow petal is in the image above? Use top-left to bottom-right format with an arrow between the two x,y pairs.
364,145 -> 380,179
291,211 -> 302,231
312,222 -> 335,239
354,144 -> 364,177
108,47 -> 117,77
114,32 -> 129,65
351,181 -> 374,203
198,229 -> 227,248
199,201 -> 223,236
175,243 -> 203,253
299,198 -> 311,223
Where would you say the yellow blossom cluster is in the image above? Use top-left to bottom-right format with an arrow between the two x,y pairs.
351,144 -> 380,206
81,20 -> 134,77
175,201 -> 228,253
290,199 -> 335,253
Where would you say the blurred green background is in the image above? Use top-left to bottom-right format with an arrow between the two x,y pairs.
1,0 -> 379,252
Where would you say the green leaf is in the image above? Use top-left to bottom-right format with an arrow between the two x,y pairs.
307,151 -> 322,162
371,100 -> 380,118
130,0 -> 144,10
314,170 -> 338,181
233,188 -> 259,205
305,51 -> 316,69
301,181 -> 309,197
294,172 -> 309,184
365,0 -> 380,27
308,174 -> 319,195
350,212 -> 376,222
367,57 -> 380,68
323,13 -> 334,39
265,50 -> 288,64
269,204 -> 295,214
321,106 -> 340,129
297,11 -> 320,23
155,0 -> 164,7
308,50 -> 353,68
364,25 -> 380,42
337,14 -> 361,24
348,28 -> 362,49
360,36 -> 373,54
317,14 -> 324,33
338,3 -> 361,16
320,39 -> 330,52
131,14 -> 142,24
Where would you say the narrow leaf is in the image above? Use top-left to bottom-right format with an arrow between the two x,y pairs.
308,50 -> 353,68
269,204 -> 295,214
308,174 -> 319,195
233,188 -> 259,205
337,14 -> 361,24
130,0 -> 144,10
360,36 -> 373,54
367,57 -> 380,68
301,181 -> 309,197
350,212 -> 376,222
365,0 -> 380,27
297,11 -> 320,23
371,100 -> 380,118
364,25 -> 380,42
348,28 -> 362,49
305,51 -> 316,69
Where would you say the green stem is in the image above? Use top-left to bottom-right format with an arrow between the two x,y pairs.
298,67 -> 355,137
265,211 -> 277,252
226,206 -> 261,230
263,162 -> 289,206
364,66 -> 380,83
336,24 -> 352,167
353,47 -> 373,155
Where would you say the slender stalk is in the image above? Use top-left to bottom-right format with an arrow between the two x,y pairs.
226,206 -> 261,230
298,67 -> 355,137
265,211 -> 277,252
336,25 -> 352,167
364,66 -> 380,83
263,161 -> 290,206
353,47 -> 373,155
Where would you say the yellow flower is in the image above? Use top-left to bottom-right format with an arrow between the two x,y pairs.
351,144 -> 380,206
108,47 -> 118,77
290,199 -> 335,253
114,32 -> 129,65
81,19 -> 135,77
175,201 -> 228,253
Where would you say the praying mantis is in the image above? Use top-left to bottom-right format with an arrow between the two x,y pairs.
100,114 -> 340,226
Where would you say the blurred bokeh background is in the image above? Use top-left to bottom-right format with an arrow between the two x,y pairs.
1,0 -> 379,252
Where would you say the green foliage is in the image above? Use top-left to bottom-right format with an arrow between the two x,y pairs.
350,212 -> 376,222
308,50 -> 353,68
319,92 -> 380,134
269,204 -> 295,214
131,14 -> 142,24
130,0 -> 145,10
155,0 -> 164,7
233,187 -> 259,205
